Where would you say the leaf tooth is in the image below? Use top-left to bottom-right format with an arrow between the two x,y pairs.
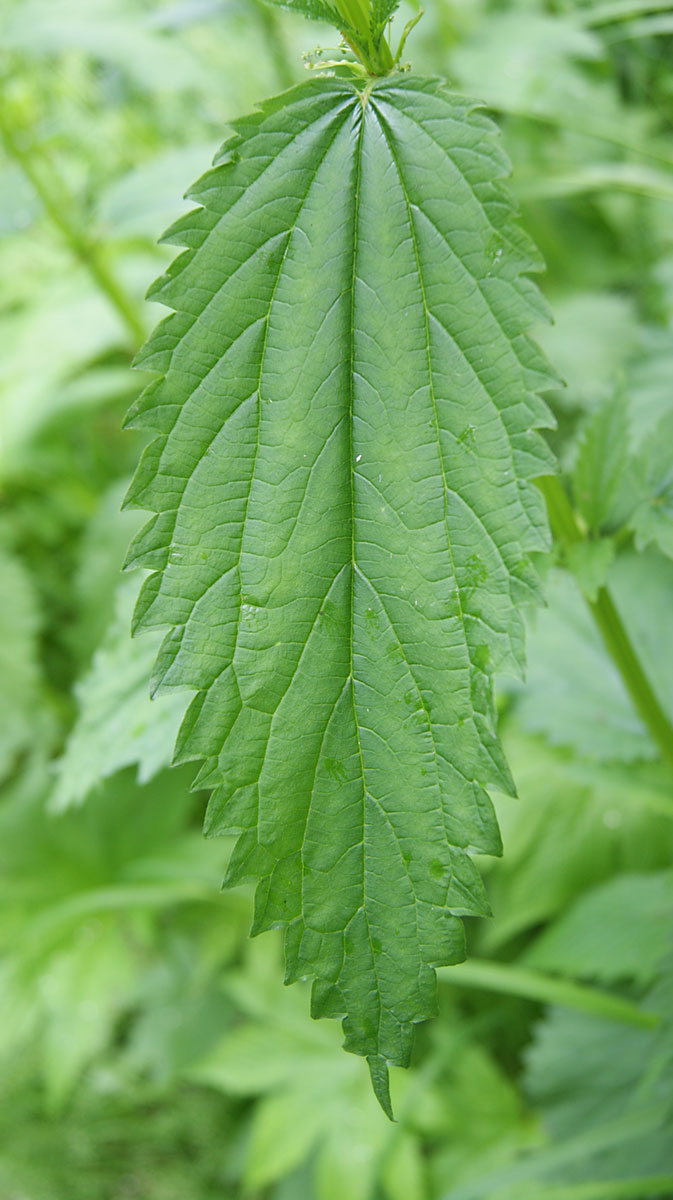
172,689 -> 208,766
145,247 -> 196,305
158,205 -> 215,250
516,479 -> 554,554
122,436 -> 168,512
184,162 -> 241,206
461,782 -> 503,856
512,429 -> 558,481
251,855 -> 302,935
223,77 -> 354,145
219,771 -> 260,825
518,344 -> 563,409
131,310 -> 193,375
150,626 -> 187,697
195,760 -> 225,798
123,378 -> 172,433
445,847 -> 492,917
514,272 -> 556,323
131,571 -> 164,636
226,831 -> 272,889
482,275 -> 548,342
473,714 -> 517,801
123,511 -> 173,572
283,920 -> 306,985
510,557 -> 546,610
173,671 -> 240,765
310,976 -> 343,1020
132,574 -> 203,641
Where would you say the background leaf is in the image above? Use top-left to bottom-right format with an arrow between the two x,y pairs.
524,870 -> 673,987
515,552 -> 673,762
52,576 -> 189,811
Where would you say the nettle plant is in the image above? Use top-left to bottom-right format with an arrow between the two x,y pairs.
124,0 -> 673,1114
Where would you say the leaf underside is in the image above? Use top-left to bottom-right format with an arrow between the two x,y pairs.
124,75 -> 555,1107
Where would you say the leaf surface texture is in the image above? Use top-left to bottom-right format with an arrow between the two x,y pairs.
125,76 -> 555,1088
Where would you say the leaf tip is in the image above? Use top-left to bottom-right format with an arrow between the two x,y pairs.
367,1054 -> 394,1121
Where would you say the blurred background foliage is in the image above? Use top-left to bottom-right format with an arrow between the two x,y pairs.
0,0 -> 672,1196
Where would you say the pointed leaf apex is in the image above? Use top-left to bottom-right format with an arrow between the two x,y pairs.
368,1054 -> 394,1120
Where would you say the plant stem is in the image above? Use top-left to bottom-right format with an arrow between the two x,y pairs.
528,1178 -> 673,1200
539,474 -> 673,772
580,0 -> 673,26
0,112 -> 145,348
439,957 -> 659,1029
334,0 -> 394,74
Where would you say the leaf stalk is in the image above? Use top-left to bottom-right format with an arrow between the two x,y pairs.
332,0 -> 396,75
440,957 -> 660,1029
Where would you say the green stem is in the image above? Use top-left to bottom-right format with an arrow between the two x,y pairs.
540,475 -> 673,772
531,1179 -> 673,1200
580,0 -> 673,26
439,958 -> 659,1029
0,111 -> 145,347
334,0 -> 394,74
336,0 -> 372,31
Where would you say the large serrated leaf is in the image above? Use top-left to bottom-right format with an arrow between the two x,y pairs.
125,75 -> 555,1103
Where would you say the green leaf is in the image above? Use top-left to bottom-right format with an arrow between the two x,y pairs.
0,545 -> 49,783
262,0 -> 339,28
370,0 -> 401,31
125,76 -> 555,1088
627,411 -> 673,560
524,870 -> 673,987
443,962 -> 673,1198
516,553 -> 673,763
572,393 -> 630,533
535,293 -> 638,414
0,760 -> 225,1105
484,726 -> 673,949
38,922 -> 137,1111
262,0 -> 399,73
571,378 -> 673,556
627,327 -> 673,438
564,539 -> 615,602
0,268 -> 144,478
2,0 -> 212,95
187,959 -> 403,1195
70,481 -> 147,666
523,979 -> 673,1173
263,0 -> 399,37
51,577 -> 189,811
448,13 -> 662,158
